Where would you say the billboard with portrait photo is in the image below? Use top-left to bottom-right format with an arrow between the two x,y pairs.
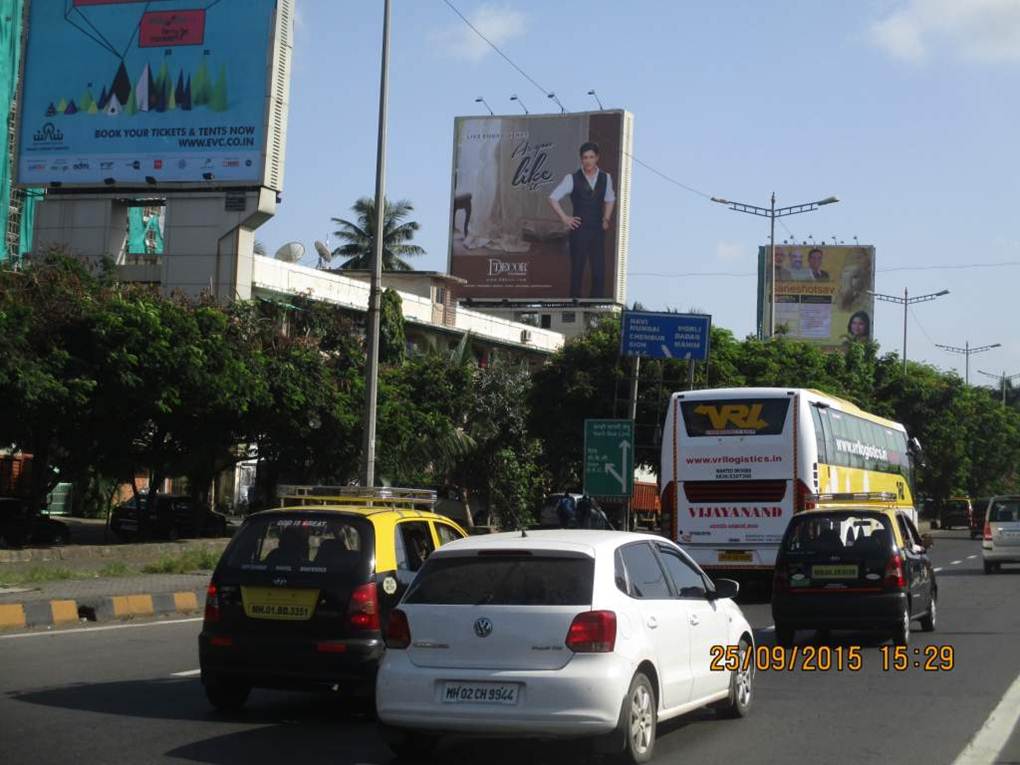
15,0 -> 291,190
757,245 -> 876,348
448,110 -> 633,302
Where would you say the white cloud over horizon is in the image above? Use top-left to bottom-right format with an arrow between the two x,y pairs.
715,241 -> 747,263
431,3 -> 527,61
869,0 -> 1020,63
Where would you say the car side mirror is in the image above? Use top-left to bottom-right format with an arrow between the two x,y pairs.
921,533 -> 934,550
709,578 -> 739,600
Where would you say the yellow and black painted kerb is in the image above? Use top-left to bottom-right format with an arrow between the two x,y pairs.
0,590 -> 204,631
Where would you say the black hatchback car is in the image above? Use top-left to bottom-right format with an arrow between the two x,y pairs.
110,495 -> 228,541
772,508 -> 936,646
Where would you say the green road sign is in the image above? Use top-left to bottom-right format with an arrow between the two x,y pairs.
584,419 -> 634,498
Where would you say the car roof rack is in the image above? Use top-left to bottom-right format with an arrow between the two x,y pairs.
277,485 -> 437,510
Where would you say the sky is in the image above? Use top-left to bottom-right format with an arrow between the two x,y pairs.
259,0 -> 1020,386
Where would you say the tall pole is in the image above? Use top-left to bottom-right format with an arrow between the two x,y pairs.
965,341 -> 970,386
626,356 -> 640,532
902,286 -> 908,373
936,341 -> 1000,387
769,192 -> 776,338
360,0 -> 391,487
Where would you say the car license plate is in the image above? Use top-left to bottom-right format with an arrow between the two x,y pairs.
441,682 -> 520,705
241,587 -> 319,621
719,551 -> 752,562
811,565 -> 858,579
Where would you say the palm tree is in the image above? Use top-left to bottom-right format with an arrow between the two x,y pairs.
331,197 -> 425,271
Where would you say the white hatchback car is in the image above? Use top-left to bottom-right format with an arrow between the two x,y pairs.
983,496 -> 1020,574
376,530 -> 754,763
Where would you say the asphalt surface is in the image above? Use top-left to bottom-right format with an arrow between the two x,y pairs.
1,529 -> 1018,765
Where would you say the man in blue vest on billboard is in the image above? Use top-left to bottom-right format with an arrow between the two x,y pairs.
548,141 -> 616,298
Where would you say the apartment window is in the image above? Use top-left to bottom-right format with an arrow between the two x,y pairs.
540,314 -> 552,329
562,312 -> 576,324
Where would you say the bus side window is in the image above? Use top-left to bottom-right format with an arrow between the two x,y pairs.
811,406 -> 828,464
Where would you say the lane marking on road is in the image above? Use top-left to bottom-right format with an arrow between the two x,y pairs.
171,669 -> 201,677
951,560 -> 963,565
0,616 -> 202,641
934,567 -> 943,572
967,555 -> 977,560
952,670 -> 1020,765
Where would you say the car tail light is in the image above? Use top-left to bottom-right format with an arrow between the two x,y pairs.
884,554 -> 906,590
984,520 -> 992,541
347,583 -> 380,631
204,582 -> 220,623
794,479 -> 816,513
385,608 -> 411,649
210,635 -> 233,648
565,610 -> 617,653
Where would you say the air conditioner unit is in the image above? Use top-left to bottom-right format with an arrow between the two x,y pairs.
520,329 -> 533,343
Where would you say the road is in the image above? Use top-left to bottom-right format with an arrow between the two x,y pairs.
1,529 -> 1018,764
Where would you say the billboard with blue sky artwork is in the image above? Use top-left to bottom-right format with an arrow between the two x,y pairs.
15,0 -> 288,189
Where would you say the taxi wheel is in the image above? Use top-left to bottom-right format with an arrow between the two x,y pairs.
892,604 -> 911,646
920,593 -> 937,632
379,725 -> 439,761
714,637 -> 753,719
204,676 -> 250,712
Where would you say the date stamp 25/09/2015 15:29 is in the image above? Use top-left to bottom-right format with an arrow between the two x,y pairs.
710,644 -> 955,673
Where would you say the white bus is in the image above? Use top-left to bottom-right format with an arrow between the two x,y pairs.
659,387 -> 918,573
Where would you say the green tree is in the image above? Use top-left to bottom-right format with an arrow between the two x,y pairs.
331,197 -> 426,271
379,288 -> 407,365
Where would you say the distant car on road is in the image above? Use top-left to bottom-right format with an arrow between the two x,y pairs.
772,506 -> 936,646
110,494 -> 228,541
0,497 -> 71,548
982,496 -> 1020,574
376,530 -> 753,764
933,497 -> 971,530
971,497 -> 991,539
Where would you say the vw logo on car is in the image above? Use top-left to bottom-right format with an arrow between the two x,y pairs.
473,617 -> 493,638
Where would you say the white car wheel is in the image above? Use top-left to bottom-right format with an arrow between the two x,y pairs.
624,672 -> 656,763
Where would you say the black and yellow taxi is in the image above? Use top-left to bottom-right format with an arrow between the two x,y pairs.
198,487 -> 467,711
772,504 -> 936,647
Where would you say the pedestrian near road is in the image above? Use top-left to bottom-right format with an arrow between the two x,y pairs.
576,494 -> 593,529
556,492 -> 577,528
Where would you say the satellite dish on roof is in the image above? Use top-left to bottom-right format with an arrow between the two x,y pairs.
314,240 -> 332,263
274,241 -> 305,263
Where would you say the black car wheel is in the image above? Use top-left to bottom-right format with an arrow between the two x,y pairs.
378,724 -> 440,761
775,624 -> 795,648
892,604 -> 911,646
203,674 -> 251,712
920,593 -> 936,632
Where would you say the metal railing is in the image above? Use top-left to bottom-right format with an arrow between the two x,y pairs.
276,485 -> 437,510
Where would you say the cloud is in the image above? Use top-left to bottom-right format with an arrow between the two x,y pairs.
869,0 -> 1020,63
432,4 -> 527,61
715,241 -> 746,262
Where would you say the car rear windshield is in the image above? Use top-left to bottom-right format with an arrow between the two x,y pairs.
223,514 -> 372,577
989,501 -> 1020,523
782,513 -> 894,556
404,554 -> 594,606
946,500 -> 970,511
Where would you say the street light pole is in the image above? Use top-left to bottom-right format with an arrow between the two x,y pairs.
360,0 -> 392,488
978,370 -> 1020,407
869,288 -> 950,373
711,193 -> 839,338
935,341 -> 1001,386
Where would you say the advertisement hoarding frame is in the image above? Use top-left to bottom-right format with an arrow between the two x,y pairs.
756,244 -> 876,348
446,109 -> 633,305
13,0 -> 292,192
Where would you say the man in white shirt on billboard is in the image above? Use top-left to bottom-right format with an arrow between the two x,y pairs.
548,142 -> 616,298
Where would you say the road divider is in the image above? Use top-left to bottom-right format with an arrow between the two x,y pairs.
0,589 -> 205,631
